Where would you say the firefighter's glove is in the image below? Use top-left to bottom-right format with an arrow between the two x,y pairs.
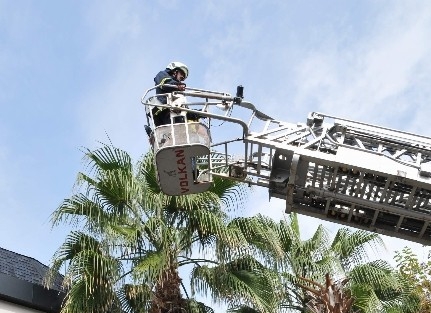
176,83 -> 186,91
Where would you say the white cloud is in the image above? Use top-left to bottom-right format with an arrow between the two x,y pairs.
293,2 -> 431,130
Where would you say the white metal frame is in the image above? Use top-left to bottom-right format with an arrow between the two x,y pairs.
141,86 -> 431,244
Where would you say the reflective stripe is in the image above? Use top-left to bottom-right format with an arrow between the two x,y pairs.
153,78 -> 171,116
160,77 -> 171,86
153,108 -> 162,116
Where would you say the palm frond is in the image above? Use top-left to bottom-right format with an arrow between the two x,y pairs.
227,305 -> 261,313
183,299 -> 216,313
83,144 -> 133,175
350,283 -> 384,313
331,228 -> 384,271
191,257 -> 278,313
50,193 -> 107,229
138,151 -> 161,194
52,145 -> 146,235
118,283 -> 152,313
131,250 -> 168,283
47,232 -> 123,313
209,176 -> 249,211
349,260 -> 420,312
222,215 -> 284,263
61,278 -> 122,313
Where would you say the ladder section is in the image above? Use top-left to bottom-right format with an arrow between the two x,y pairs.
247,112 -> 431,171
241,113 -> 431,245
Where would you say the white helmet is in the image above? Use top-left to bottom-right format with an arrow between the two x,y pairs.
166,61 -> 189,79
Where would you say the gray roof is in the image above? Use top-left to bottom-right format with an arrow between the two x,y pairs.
0,247 -> 65,313
0,247 -> 63,291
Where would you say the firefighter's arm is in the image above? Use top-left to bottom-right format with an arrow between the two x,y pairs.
154,71 -> 185,92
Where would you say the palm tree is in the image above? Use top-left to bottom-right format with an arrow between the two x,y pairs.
206,213 -> 416,313
45,144 -> 278,313
274,214 -> 419,313
45,143 -> 419,313
185,208 -> 418,313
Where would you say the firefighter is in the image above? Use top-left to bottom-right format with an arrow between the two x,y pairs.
152,61 -> 189,126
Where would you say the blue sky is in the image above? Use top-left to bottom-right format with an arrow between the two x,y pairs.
2,0 -> 431,309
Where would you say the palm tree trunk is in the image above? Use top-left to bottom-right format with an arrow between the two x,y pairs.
150,262 -> 185,313
297,274 -> 353,313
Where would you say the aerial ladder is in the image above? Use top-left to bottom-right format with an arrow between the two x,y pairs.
141,85 -> 431,246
